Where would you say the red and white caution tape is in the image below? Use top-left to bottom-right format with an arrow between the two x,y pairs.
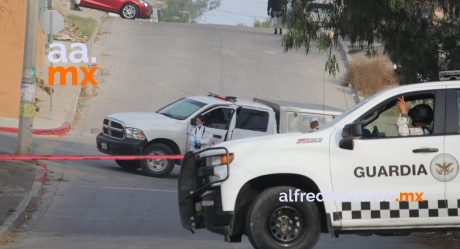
0,154 -> 184,161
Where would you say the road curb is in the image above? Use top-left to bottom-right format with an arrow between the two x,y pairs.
64,12 -> 106,132
0,162 -> 48,240
0,122 -> 71,136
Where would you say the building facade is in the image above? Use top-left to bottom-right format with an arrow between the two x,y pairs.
0,0 -> 47,118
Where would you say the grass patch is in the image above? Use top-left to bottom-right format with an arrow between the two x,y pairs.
66,14 -> 98,39
254,18 -> 271,28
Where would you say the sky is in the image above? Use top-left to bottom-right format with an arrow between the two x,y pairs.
197,0 -> 269,27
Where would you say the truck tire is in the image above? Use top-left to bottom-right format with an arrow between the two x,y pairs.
245,186 -> 321,249
140,143 -> 175,178
115,160 -> 141,171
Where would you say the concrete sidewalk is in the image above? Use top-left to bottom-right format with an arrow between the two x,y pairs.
0,160 -> 47,241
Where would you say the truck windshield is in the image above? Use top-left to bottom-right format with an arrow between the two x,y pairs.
323,97 -> 371,129
157,98 -> 206,120
323,85 -> 400,129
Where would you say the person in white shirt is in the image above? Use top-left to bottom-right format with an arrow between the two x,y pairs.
310,118 -> 320,132
189,116 -> 211,151
396,96 -> 433,136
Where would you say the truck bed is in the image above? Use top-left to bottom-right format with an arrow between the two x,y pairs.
253,98 -> 343,133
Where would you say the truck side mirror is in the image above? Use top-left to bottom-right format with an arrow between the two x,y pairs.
342,122 -> 362,138
339,122 -> 362,150
190,118 -> 197,126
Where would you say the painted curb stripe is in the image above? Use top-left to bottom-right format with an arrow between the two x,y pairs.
0,122 -> 71,136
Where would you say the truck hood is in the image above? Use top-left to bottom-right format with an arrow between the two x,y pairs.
107,112 -> 180,129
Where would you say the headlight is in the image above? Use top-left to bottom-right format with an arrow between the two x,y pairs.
207,153 -> 234,166
125,127 -> 146,140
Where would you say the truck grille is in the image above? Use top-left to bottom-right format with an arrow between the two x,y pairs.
197,157 -> 209,189
103,119 -> 125,139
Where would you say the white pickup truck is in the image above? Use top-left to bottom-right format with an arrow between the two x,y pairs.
178,81 -> 460,249
96,94 -> 341,177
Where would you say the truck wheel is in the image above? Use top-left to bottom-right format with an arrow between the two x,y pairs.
245,186 -> 321,249
115,160 -> 141,171
140,143 -> 175,178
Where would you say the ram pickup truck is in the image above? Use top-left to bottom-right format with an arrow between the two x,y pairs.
178,81 -> 460,249
96,94 -> 342,178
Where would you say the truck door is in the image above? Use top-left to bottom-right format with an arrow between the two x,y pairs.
330,90 -> 447,228
443,88 -> 460,223
187,107 -> 235,150
231,108 -> 271,140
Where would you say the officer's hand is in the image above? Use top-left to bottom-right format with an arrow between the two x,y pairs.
396,96 -> 408,114
267,11 -> 270,16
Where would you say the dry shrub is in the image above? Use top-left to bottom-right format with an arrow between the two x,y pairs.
344,57 -> 399,97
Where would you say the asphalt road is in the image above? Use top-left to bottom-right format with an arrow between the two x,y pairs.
0,18 -> 434,249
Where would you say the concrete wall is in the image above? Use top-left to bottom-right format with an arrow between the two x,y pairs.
0,0 -> 46,118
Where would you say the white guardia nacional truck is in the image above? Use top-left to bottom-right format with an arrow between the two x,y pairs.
178,81 -> 460,249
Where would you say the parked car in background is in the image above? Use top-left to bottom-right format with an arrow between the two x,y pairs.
80,0 -> 153,19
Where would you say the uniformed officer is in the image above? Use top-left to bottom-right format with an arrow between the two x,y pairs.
396,96 -> 433,136
189,116 -> 211,151
267,0 -> 284,35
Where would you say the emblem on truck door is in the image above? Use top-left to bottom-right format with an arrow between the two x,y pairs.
430,154 -> 459,182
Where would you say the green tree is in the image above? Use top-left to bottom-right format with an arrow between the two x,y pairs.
284,0 -> 460,84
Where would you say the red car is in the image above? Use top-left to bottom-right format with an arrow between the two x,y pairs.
80,0 -> 153,19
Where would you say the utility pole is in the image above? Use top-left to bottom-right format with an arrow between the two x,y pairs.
47,0 -> 54,120
16,0 -> 39,154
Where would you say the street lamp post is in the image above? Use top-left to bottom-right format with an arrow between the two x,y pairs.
16,0 -> 39,154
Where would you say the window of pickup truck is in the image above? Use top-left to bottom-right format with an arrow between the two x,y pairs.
202,108 -> 234,130
157,98 -> 206,120
360,93 -> 435,138
236,108 -> 269,132
324,94 -> 376,129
